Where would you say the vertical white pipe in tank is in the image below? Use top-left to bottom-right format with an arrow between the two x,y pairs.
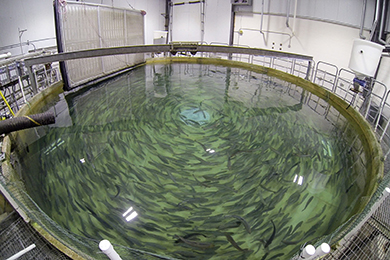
99,240 -> 123,260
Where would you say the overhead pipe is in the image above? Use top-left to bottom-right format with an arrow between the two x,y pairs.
292,0 -> 298,34
165,0 -> 171,44
260,0 -> 264,34
360,0 -> 368,39
370,0 -> 381,41
237,0 -> 293,46
286,0 -> 298,35
286,0 -> 291,28
378,0 -> 390,46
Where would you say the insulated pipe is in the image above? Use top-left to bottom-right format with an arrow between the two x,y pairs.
360,0 -> 368,39
0,112 -> 55,135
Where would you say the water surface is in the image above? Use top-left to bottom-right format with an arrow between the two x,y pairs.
20,63 -> 366,259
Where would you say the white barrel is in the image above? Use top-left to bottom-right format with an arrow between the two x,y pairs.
99,240 -> 122,260
301,244 -> 316,258
314,243 -> 331,257
348,39 -> 384,78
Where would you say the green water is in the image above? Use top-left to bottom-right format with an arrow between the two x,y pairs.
21,63 -> 366,259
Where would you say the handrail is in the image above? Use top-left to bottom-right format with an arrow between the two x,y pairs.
24,44 -> 313,67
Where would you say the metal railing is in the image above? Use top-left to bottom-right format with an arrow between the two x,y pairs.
0,59 -> 61,116
1,44 -> 390,259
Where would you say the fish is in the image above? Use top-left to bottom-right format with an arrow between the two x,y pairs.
174,233 -> 207,243
218,221 -> 242,230
173,235 -> 214,249
302,196 -> 314,211
224,232 -> 247,252
282,239 -> 301,245
224,215 -> 251,234
264,220 -> 276,248
114,184 -> 120,198
173,250 -> 198,258
308,204 -> 327,223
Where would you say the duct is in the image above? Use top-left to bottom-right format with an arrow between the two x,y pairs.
360,0 -> 367,39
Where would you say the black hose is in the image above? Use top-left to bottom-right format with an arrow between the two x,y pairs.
0,112 -> 55,135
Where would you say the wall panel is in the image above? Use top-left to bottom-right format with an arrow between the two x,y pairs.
56,1 -> 145,90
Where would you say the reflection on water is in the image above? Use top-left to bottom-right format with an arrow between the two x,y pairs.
19,63 -> 367,259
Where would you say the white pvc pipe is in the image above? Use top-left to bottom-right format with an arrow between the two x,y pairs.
292,0 -> 298,34
300,244 -> 316,259
99,240 -> 122,260
314,243 -> 331,258
0,52 -> 11,60
6,244 -> 36,260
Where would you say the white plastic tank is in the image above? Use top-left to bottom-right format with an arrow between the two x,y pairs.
348,39 -> 384,78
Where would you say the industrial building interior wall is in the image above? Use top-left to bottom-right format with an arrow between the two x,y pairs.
231,0 -> 378,70
1,0 -> 383,67
234,14 -> 363,70
0,0 -> 56,55
0,0 -> 165,56
169,0 -> 231,44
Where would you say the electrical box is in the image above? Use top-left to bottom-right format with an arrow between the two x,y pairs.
231,0 -> 252,5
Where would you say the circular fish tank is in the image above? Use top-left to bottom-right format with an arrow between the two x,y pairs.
7,57 -> 382,260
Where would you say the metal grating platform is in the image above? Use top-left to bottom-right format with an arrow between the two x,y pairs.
0,212 -> 72,260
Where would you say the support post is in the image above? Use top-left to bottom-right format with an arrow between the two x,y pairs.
305,60 -> 312,80
27,65 -> 38,94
